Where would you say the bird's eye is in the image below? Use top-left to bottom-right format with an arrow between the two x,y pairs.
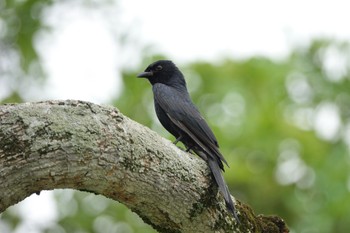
156,65 -> 163,71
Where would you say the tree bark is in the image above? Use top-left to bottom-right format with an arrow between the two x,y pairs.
0,100 -> 289,233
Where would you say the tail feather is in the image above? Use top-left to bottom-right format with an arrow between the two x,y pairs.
207,158 -> 240,223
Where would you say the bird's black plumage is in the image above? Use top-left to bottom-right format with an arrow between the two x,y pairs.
137,60 -> 239,222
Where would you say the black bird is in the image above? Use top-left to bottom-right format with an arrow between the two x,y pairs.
137,60 -> 239,222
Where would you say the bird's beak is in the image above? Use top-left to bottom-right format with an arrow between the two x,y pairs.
137,71 -> 153,78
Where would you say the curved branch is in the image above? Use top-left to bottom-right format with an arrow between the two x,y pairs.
0,100 -> 289,233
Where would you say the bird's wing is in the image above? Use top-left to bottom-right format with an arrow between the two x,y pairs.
154,84 -> 228,167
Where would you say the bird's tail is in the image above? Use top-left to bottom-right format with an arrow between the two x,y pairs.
207,158 -> 240,223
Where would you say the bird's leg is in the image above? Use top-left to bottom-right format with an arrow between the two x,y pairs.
173,135 -> 183,145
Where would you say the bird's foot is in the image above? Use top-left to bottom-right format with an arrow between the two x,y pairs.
173,136 -> 183,145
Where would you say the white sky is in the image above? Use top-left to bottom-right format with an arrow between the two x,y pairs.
4,0 -> 350,232
120,0 -> 350,60
31,0 -> 350,103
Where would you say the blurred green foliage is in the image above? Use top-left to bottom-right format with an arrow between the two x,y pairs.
0,0 -> 53,103
1,1 -> 350,233
117,40 -> 350,233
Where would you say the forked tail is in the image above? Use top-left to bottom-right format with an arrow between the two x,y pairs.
207,158 -> 240,223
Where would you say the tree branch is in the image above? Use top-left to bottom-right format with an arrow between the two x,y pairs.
0,100 -> 289,233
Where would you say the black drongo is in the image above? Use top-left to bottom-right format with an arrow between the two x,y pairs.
137,60 -> 239,222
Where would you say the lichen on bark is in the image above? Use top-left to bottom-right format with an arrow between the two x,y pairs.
0,100 -> 289,233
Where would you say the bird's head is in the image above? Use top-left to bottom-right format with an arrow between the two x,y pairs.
137,60 -> 186,88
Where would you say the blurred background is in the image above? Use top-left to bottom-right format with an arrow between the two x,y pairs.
1,0 -> 350,232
